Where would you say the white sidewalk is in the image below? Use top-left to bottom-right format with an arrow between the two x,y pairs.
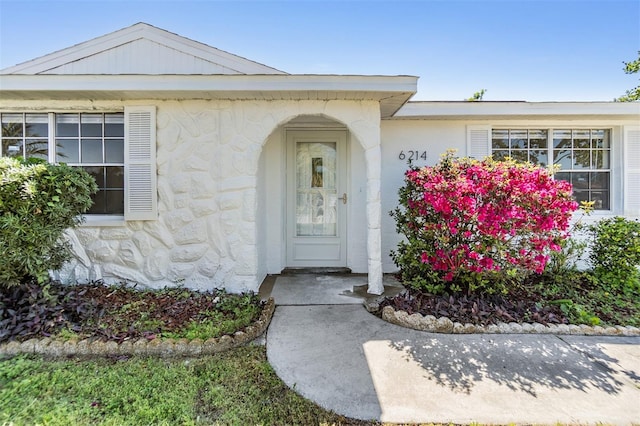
265,276 -> 640,425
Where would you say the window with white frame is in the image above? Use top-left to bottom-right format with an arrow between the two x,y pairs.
55,113 -> 125,215
1,113 -> 49,160
1,112 -> 129,216
491,128 -> 611,210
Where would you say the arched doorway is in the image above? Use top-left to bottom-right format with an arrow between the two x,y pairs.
255,103 -> 384,295
258,114 -> 368,274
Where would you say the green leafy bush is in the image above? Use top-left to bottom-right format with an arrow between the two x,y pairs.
589,216 -> 640,294
0,157 -> 97,288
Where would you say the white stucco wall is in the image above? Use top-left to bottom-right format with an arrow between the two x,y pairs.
1,98 -> 382,293
380,120 -> 468,272
8,97 -> 632,292
379,118 -> 635,273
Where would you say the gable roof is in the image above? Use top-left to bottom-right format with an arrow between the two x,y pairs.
1,22 -> 286,75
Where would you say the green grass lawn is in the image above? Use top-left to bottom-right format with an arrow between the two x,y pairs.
0,346 -> 371,426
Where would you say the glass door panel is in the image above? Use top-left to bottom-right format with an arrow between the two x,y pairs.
295,141 -> 337,237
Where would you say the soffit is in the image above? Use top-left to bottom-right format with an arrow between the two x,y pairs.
0,74 -> 418,118
389,101 -> 640,120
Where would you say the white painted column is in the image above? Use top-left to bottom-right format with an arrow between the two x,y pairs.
365,145 -> 384,295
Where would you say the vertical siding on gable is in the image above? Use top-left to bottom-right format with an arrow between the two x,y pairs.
42,39 -> 242,75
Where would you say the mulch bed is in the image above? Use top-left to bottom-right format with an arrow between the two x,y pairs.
0,281 -> 263,344
378,287 -> 569,326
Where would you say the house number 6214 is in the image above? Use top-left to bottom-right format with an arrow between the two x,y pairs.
398,150 -> 427,161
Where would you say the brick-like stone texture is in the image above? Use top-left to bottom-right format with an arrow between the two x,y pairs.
51,99 -> 384,294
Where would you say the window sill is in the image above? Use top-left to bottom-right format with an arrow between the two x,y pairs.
80,215 -> 126,227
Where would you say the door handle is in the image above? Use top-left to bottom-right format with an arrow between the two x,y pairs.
339,193 -> 347,204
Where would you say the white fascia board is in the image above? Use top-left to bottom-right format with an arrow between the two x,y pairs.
393,101 -> 640,119
0,74 -> 418,96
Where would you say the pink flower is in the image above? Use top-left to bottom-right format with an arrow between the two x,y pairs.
398,154 -> 578,280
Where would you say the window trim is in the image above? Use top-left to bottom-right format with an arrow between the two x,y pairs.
52,112 -> 125,216
1,108 -> 158,220
480,126 -> 615,212
489,124 -> 614,214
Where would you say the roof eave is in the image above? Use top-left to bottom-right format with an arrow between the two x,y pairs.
390,101 -> 640,120
0,74 -> 418,118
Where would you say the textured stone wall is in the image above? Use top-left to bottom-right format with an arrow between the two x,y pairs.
51,99 -> 382,293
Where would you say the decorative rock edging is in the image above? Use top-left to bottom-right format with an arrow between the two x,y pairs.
380,305 -> 640,336
0,298 -> 275,359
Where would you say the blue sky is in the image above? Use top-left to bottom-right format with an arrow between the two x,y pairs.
1,0 -> 638,101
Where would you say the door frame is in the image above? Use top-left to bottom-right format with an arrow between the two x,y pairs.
285,129 -> 348,267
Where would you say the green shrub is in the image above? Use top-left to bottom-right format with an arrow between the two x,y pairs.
0,157 -> 97,288
589,216 -> 640,294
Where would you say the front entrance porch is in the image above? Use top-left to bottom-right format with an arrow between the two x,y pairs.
256,106 -> 385,295
258,273 -> 403,305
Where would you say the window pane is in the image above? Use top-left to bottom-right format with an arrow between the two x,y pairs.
554,172 -> 571,185
105,166 -> 124,188
573,172 -> 589,190
510,150 -> 528,163
529,136 -> 547,149
88,190 -> 107,215
105,114 -> 124,137
25,139 -> 48,160
25,114 -> 48,137
492,150 -> 509,161
510,130 -> 527,149
592,149 -> 609,169
573,190 -> 590,205
591,129 -> 610,149
56,139 -> 79,163
81,139 -> 103,163
553,149 -> 572,169
572,150 -> 590,169
2,139 -> 23,157
492,130 -> 509,149
81,114 -> 103,137
591,191 -> 609,210
56,114 -> 79,137
106,190 -> 125,214
82,166 -> 105,188
2,114 -> 23,137
553,130 -> 572,149
529,150 -> 548,166
591,172 -> 609,190
105,139 -> 124,163
573,130 -> 590,149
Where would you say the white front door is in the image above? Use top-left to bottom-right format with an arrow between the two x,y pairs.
286,130 -> 347,267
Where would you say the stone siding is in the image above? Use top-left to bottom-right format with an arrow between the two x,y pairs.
42,99 -> 383,293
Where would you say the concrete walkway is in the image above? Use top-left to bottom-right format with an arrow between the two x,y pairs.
265,275 -> 640,425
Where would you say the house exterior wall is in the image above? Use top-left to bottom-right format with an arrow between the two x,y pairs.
0,98 -> 382,293
380,118 -> 638,273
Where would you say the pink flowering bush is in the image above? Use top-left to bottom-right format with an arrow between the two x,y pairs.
391,151 -> 578,295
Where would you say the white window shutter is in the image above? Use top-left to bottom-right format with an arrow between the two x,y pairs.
624,126 -> 640,216
124,106 -> 157,220
466,125 -> 491,159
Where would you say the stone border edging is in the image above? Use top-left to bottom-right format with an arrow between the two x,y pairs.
380,305 -> 640,336
0,298 -> 275,359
